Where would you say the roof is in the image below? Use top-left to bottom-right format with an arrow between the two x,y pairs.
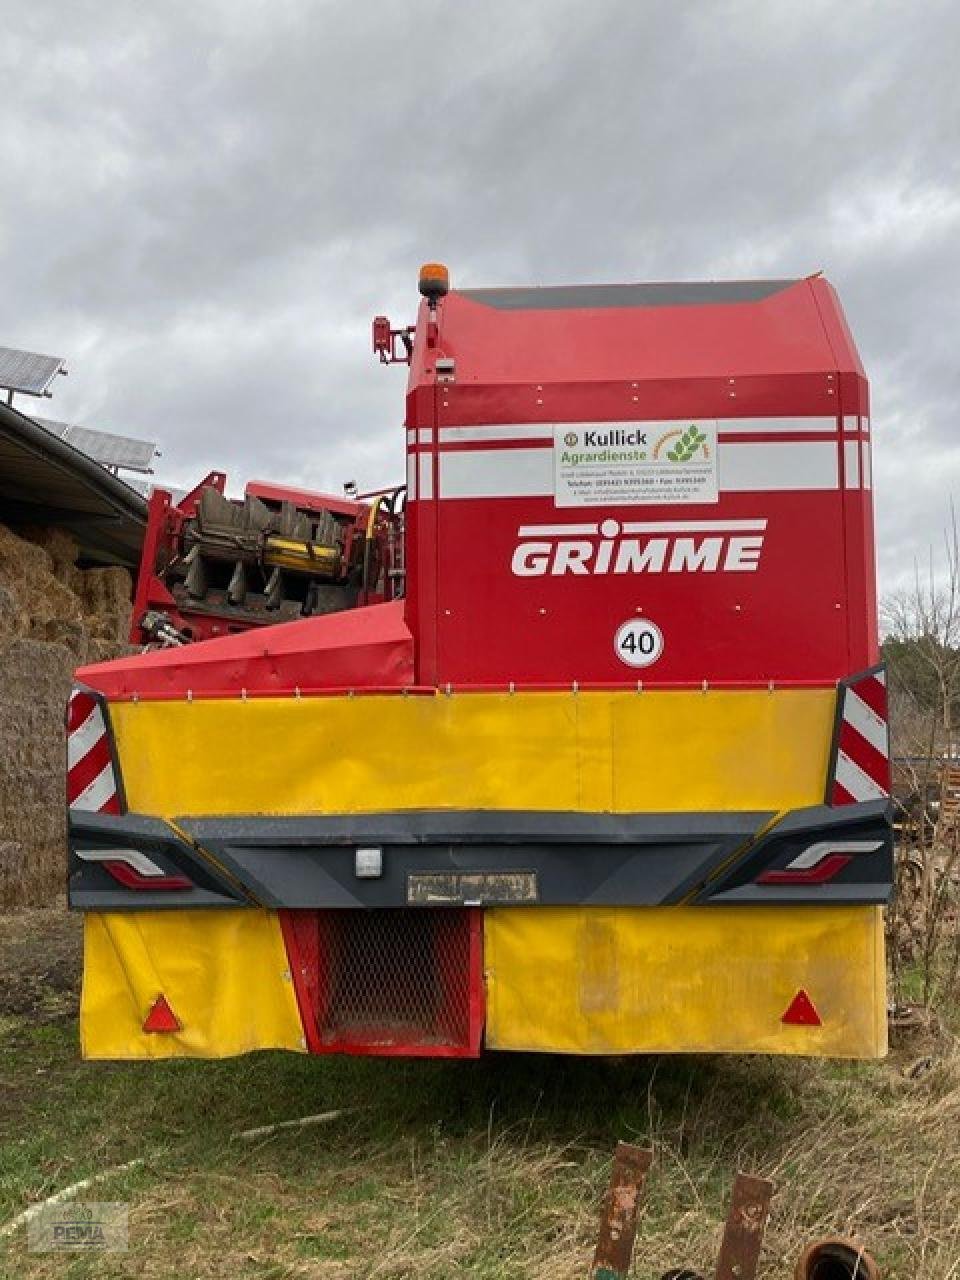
0,399 -> 147,568
458,280 -> 799,309
410,276 -> 865,417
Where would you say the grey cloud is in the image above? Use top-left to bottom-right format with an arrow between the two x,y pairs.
1,0 -> 958,587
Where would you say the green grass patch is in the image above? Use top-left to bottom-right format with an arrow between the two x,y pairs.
1,1014 -> 959,1278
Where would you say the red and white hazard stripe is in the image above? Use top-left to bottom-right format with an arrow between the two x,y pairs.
830,669 -> 890,805
66,688 -> 121,815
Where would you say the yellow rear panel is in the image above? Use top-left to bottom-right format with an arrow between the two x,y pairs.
81,909 -> 304,1060
484,905 -> 886,1057
87,687 -> 886,1060
109,688 -> 834,816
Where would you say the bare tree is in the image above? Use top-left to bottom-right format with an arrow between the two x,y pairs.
882,504 -> 960,1008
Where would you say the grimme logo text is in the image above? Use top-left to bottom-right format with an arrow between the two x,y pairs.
511,521 -> 764,576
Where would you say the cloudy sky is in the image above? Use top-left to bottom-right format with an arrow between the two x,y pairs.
1,0 -> 957,588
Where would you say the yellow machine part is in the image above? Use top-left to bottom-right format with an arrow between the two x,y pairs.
93,688 -> 887,1061
109,688 -> 835,817
484,905 -> 887,1058
81,908 -> 305,1060
262,534 -> 340,576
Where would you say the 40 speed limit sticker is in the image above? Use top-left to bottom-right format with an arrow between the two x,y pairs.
613,617 -> 664,668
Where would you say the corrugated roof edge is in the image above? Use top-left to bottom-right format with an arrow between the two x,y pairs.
456,279 -> 800,310
0,398 -> 148,524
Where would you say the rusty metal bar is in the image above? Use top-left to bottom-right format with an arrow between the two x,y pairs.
714,1172 -> 774,1280
590,1142 -> 653,1280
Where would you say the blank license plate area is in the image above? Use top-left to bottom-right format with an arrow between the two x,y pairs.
407,871 -> 538,905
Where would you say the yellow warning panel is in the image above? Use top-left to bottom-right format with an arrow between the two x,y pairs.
81,909 -> 305,1060
109,688 -> 834,819
484,905 -> 886,1059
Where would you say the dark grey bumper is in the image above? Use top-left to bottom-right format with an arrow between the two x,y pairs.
69,802 -> 892,911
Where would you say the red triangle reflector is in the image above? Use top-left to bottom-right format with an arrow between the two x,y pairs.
143,994 -> 181,1033
782,989 -> 822,1027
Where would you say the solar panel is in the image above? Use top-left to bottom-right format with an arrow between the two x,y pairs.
0,345 -> 66,396
34,417 -> 157,474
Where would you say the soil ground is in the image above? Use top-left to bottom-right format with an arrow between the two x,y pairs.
0,906 -> 958,1279
0,904 -> 80,1025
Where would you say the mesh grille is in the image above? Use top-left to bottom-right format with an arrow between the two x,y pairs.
282,908 -> 481,1056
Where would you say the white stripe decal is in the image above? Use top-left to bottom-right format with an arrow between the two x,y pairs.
67,705 -> 105,770
70,762 -> 117,813
418,452 -> 433,500
75,847 -> 165,877
862,439 -> 872,490
835,751 -> 888,802
718,441 -> 838,492
876,669 -> 886,687
843,687 -> 888,756
716,416 -> 837,434
519,523 -> 599,536
439,425 -> 554,443
517,518 -> 768,537
439,443 -> 840,499
440,448 -> 552,498
786,839 -> 883,871
439,418 -> 837,444
844,439 -> 861,489
622,519 -> 767,534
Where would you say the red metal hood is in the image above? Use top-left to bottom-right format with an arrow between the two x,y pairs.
76,599 -> 414,700
410,276 -> 863,388
400,273 -> 875,689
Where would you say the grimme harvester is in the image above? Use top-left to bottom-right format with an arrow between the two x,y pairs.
67,265 -> 892,1061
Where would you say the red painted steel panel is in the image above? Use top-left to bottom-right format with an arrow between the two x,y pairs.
425,280 -> 841,387
431,490 -> 847,684
77,600 -> 414,699
401,277 -> 875,688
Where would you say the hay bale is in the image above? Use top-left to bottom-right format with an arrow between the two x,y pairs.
22,526 -> 81,583
0,524 -> 53,596
0,525 -> 83,632
29,577 -> 84,634
0,840 -> 27,909
0,637 -> 75,909
44,532 -> 84,596
77,567 -> 132,645
0,521 -> 134,907
0,582 -> 21,639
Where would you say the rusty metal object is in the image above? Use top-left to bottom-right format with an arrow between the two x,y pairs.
713,1172 -> 774,1280
590,1142 -> 653,1280
794,1237 -> 880,1280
